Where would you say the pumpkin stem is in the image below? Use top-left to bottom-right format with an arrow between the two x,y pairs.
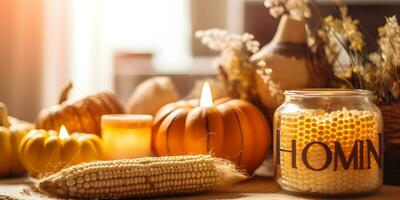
59,81 -> 73,104
0,102 -> 10,127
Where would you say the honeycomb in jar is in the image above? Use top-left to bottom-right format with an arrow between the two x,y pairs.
278,108 -> 382,195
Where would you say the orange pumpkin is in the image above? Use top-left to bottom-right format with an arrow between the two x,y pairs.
152,98 -> 271,172
36,82 -> 124,136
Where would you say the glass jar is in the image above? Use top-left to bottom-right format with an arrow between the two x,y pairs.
274,89 -> 383,197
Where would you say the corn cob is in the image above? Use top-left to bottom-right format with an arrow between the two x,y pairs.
38,155 -> 246,199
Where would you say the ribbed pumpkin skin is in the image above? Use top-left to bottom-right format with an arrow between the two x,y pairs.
19,129 -> 103,178
152,98 -> 271,172
0,103 -> 35,177
36,91 -> 124,136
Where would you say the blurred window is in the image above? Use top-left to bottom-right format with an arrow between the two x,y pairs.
68,0 -> 192,97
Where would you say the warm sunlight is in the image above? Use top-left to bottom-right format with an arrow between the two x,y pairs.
0,0 -> 397,198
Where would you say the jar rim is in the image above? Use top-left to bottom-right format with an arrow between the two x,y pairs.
284,89 -> 373,97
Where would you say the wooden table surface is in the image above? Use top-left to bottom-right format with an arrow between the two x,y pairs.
1,176 -> 399,200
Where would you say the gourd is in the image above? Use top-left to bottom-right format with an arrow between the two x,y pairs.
36,82 -> 124,136
152,98 -> 271,172
127,77 -> 179,115
39,155 -> 246,199
0,103 -> 34,177
19,129 -> 103,178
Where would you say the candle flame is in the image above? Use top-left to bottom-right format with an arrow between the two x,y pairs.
200,82 -> 213,107
59,125 -> 70,140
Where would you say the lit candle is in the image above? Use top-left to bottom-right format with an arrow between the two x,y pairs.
101,114 -> 153,160
59,125 -> 70,139
200,82 -> 213,107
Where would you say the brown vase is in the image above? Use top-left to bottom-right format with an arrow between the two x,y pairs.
379,104 -> 400,185
250,16 -> 311,118
250,15 -> 318,119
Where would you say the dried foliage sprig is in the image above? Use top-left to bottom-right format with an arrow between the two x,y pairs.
195,29 -> 281,101
376,16 -> 400,75
318,2 -> 400,102
317,4 -> 373,90
322,6 -> 365,53
195,29 -> 259,54
370,16 -> 400,101
264,0 -> 311,19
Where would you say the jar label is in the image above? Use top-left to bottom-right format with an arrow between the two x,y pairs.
275,129 -> 383,171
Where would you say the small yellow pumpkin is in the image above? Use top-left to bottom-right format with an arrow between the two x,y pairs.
0,103 -> 35,177
152,98 -> 271,172
19,128 -> 103,177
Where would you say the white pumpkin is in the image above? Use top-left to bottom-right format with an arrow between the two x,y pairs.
127,77 -> 179,115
